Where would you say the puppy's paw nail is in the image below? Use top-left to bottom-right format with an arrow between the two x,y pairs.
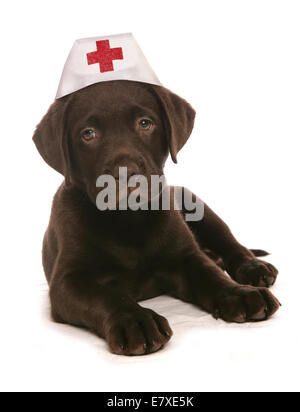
151,340 -> 163,352
251,308 -> 266,321
264,275 -> 275,286
234,312 -> 247,323
213,309 -> 220,320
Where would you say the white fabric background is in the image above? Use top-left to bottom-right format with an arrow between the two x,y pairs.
1,0 -> 299,392
1,265 -> 296,392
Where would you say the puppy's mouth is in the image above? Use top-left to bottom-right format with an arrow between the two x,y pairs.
116,177 -> 140,198
95,169 -> 166,210
115,173 -> 157,202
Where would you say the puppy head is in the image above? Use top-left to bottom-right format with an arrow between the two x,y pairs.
33,80 -> 195,203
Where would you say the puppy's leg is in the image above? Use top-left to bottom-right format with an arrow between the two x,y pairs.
177,187 -> 278,288
160,248 -> 280,323
49,265 -> 172,356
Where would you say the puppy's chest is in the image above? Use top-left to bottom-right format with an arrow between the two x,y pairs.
92,235 -> 163,273
107,243 -> 141,271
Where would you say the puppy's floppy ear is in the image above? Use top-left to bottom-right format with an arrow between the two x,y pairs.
33,96 -> 72,181
151,86 -> 196,163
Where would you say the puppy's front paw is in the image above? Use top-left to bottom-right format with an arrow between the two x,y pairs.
213,286 -> 280,323
105,308 -> 173,356
233,258 -> 278,287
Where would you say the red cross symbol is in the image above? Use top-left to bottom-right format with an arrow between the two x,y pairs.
86,40 -> 124,73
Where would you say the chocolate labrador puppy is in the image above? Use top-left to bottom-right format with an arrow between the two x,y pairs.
33,80 -> 280,355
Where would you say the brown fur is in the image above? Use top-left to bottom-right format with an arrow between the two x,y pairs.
33,80 -> 280,355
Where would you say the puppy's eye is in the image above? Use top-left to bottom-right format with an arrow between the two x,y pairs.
81,128 -> 96,141
139,119 -> 153,131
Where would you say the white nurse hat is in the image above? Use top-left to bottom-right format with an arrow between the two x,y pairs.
56,33 -> 162,99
